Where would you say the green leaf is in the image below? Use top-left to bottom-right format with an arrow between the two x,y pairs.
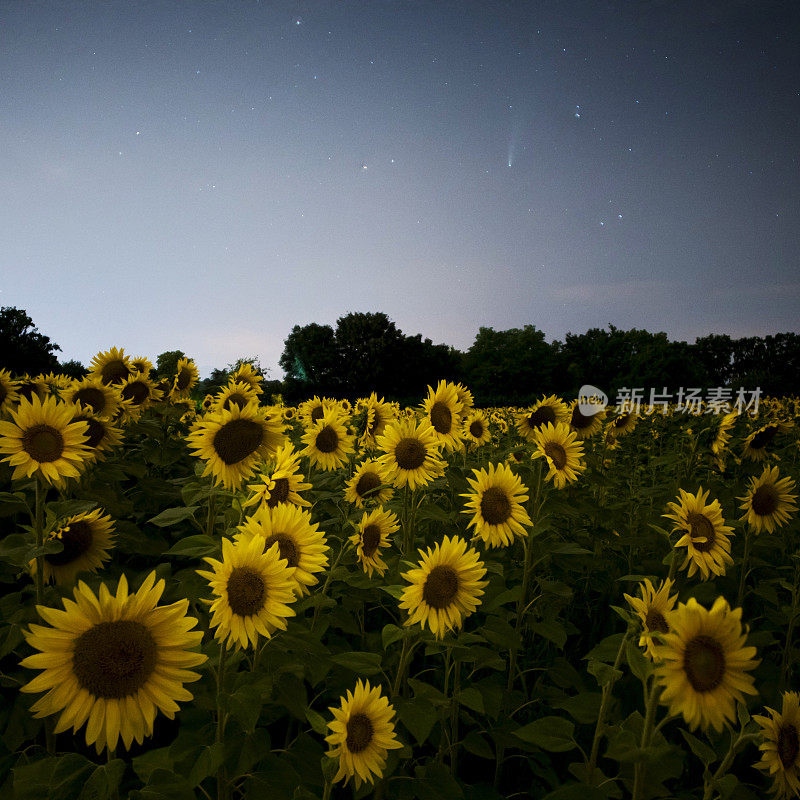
587,659 -> 622,688
553,692 -> 603,725
330,651 -> 382,674
396,696 -> 439,744
132,748 -> 172,783
77,760 -> 126,800
49,753 -> 96,800
679,729 -> 718,766
513,716 -> 577,752
382,623 -> 405,649
228,684 -> 263,733
532,618 -> 568,648
165,534 -> 218,558
458,687 -> 485,714
147,506 -> 199,528
0,533 -> 33,567
188,743 -> 226,787
625,640 -> 653,683
461,730 -> 495,759
305,707 -> 328,735
12,758 -> 57,800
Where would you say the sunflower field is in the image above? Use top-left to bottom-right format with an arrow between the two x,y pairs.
1,350 -> 799,800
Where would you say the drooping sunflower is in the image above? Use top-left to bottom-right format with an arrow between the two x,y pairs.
664,488 -> 735,580
607,409 -> 638,438
568,401 -> 607,439
19,572 -> 206,754
754,692 -> 800,798
623,578 -> 678,660
654,596 -> 758,732
325,680 -> 403,789
197,535 -> 297,649
70,408 -> 124,462
376,418 -> 446,490
739,466 -> 798,535
358,393 -> 396,448
461,462 -> 532,548
236,503 -> 328,596
516,395 -> 570,441
119,373 -> 162,417
349,506 -> 399,578
130,356 -> 153,375
462,410 -> 492,448
300,409 -> 355,471
33,508 -> 115,586
344,458 -> 393,507
63,377 -> 122,419
0,368 -> 19,416
743,422 -> 793,462
212,380 -> 260,413
531,422 -> 586,489
711,411 -> 738,460
420,380 -> 463,451
243,443 -> 312,509
42,372 -> 73,395
89,347 -> 134,386
0,395 -> 90,487
399,535 -> 488,639
454,383 -> 475,414
15,375 -> 50,404
186,401 -> 286,490
171,357 -> 198,399
231,362 -> 264,394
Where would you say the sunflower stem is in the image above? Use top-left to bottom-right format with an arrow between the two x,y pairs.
780,559 -> 800,689
631,679 -> 662,800
206,485 -> 217,537
321,778 -> 333,800
449,657 -> 460,775
311,538 -> 349,633
391,635 -> 418,698
586,625 -> 634,783
401,485 -> 412,557
701,728 -> 760,800
736,528 -> 752,609
216,642 -> 229,800
33,478 -> 44,608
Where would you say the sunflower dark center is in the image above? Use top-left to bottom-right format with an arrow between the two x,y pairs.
17,383 -> 38,402
683,634 -> 726,692
0,383 -> 6,405
223,393 -> 248,410
310,406 -> 325,423
121,381 -> 149,405
645,608 -> 669,634
73,620 -> 156,699
528,406 -> 556,429
101,360 -> 130,385
571,408 -> 594,429
74,387 -> 106,414
481,487 -> 512,525
614,414 -> 632,429
688,513 -> 716,553
750,426 -> 778,450
361,524 -> 382,557
778,724 -> 800,768
266,477 -> 290,507
544,442 -> 567,470
356,471 -> 382,499
395,437 -> 426,470
367,410 -> 383,435
263,533 -> 299,568
422,565 -> 460,609
345,712 -> 374,753
22,424 -> 65,463
752,484 -> 780,516
75,416 -> 106,448
469,421 -> 484,438
226,566 -> 266,616
213,419 -> 264,465
315,426 -> 339,453
176,369 -> 192,391
45,520 -> 93,566
430,401 -> 452,434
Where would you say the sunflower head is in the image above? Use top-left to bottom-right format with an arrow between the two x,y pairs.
420,380 -> 464,451
531,421 -> 586,489
376,418 -> 445,490
623,578 -> 678,660
345,458 -> 393,507
300,408 -> 355,471
739,465 -> 798,535
754,692 -> 800,798
516,395 -> 569,441
89,347 -> 134,386
349,506 -> 399,578
171,357 -> 199,398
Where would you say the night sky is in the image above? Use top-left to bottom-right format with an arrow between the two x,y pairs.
2,0 -> 798,377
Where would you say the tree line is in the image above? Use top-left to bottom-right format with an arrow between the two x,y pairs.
2,307 -> 798,406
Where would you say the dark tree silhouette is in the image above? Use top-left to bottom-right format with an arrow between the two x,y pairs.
0,307 -> 61,375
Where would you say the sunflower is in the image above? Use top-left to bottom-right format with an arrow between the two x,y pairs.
301,396 -> 334,427
516,395 -> 570,441
665,488 -> 735,580
654,596 -> 758,732
89,347 -> 134,386
344,459 -> 393,507
236,503 -> 328,596
32,508 -> 115,586
243,444 -> 312,509
119,373 -> 162,417
754,692 -> 800,798
607,409 -> 638,438
337,398 -> 353,415
63,377 -> 122,419
201,393 -> 215,412
282,406 -> 296,422
711,411 -> 738,460
325,680 -> 403,789
19,572 -> 206,753
462,410 -> 492,448
43,373 -> 73,395
623,578 -> 678,660
70,408 -> 124,462
358,393 -> 395,448
454,383 -> 475,414
743,422 -> 793,462
197,535 -> 297,649
231,362 -> 264,394
569,401 -> 607,439
130,356 -> 153,375
739,466 -> 798,535
349,507 -> 398,578
212,380 -> 260,413
531,422 -> 586,489
187,401 -> 285,490
461,462 -> 532,548
15,375 -> 50,404
0,368 -> 19,416
300,409 -> 355,471
399,535 -> 488,639
0,395 -> 90,487
420,380 -> 463,451
376,418 -> 446,490
171,357 -> 198,399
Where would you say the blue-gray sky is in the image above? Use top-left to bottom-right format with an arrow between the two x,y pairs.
2,0 -> 798,377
